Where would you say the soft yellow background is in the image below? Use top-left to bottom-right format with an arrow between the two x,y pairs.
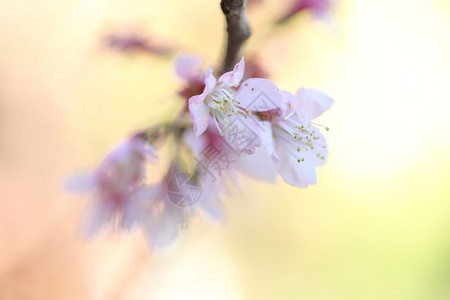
1,0 -> 450,299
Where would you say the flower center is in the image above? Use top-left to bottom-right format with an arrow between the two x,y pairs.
205,85 -> 242,134
274,114 -> 328,163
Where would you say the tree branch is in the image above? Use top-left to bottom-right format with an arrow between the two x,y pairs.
220,0 -> 251,73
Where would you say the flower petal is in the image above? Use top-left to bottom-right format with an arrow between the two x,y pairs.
197,176 -> 227,223
65,173 -> 95,192
182,128 -> 208,156
81,200 -> 115,236
276,146 -> 317,187
218,57 -> 245,86
303,129 -> 328,166
188,67 -> 217,137
234,146 -> 278,181
279,90 -> 296,114
143,199 -> 185,249
220,115 -> 263,154
189,97 -> 210,137
198,197 -> 226,223
121,186 -> 160,230
203,67 -> 217,93
235,78 -> 284,112
253,120 -> 279,161
295,88 -> 333,120
174,54 -> 203,82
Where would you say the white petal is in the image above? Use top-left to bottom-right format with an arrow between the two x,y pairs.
204,67 -> 217,93
197,181 -> 227,223
191,173 -> 228,223
295,88 -> 333,120
304,129 -> 328,166
143,200 -> 185,249
189,97 -> 210,137
258,121 -> 279,161
276,146 -> 317,188
234,146 -> 277,182
218,57 -> 245,86
235,78 -> 284,112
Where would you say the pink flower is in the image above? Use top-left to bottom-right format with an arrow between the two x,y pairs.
243,87 -> 333,187
272,90 -> 331,187
188,57 -> 246,137
187,58 -> 286,157
127,175 -> 187,248
68,135 -> 156,234
130,164 -> 228,248
180,127 -> 277,228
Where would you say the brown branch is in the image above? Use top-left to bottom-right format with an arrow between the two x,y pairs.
220,0 -> 251,73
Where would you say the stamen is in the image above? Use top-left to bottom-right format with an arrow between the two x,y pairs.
213,115 -> 224,135
312,122 -> 330,131
274,113 -> 329,165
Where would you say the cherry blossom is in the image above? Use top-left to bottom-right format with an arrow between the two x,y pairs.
188,58 -> 247,137
240,87 -> 333,187
68,0 -> 336,251
68,135 -> 156,234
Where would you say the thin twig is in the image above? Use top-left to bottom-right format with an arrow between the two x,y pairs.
220,0 -> 251,73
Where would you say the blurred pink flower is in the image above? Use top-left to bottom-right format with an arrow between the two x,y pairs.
174,54 -> 206,101
175,54 -> 204,83
68,135 -> 156,234
280,0 -> 333,22
68,52 -> 333,249
131,163 -> 228,248
127,173 -> 187,249
105,32 -> 176,56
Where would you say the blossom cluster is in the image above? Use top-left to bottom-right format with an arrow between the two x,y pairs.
70,55 -> 332,249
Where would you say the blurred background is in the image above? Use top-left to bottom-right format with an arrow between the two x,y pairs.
1,0 -> 450,299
